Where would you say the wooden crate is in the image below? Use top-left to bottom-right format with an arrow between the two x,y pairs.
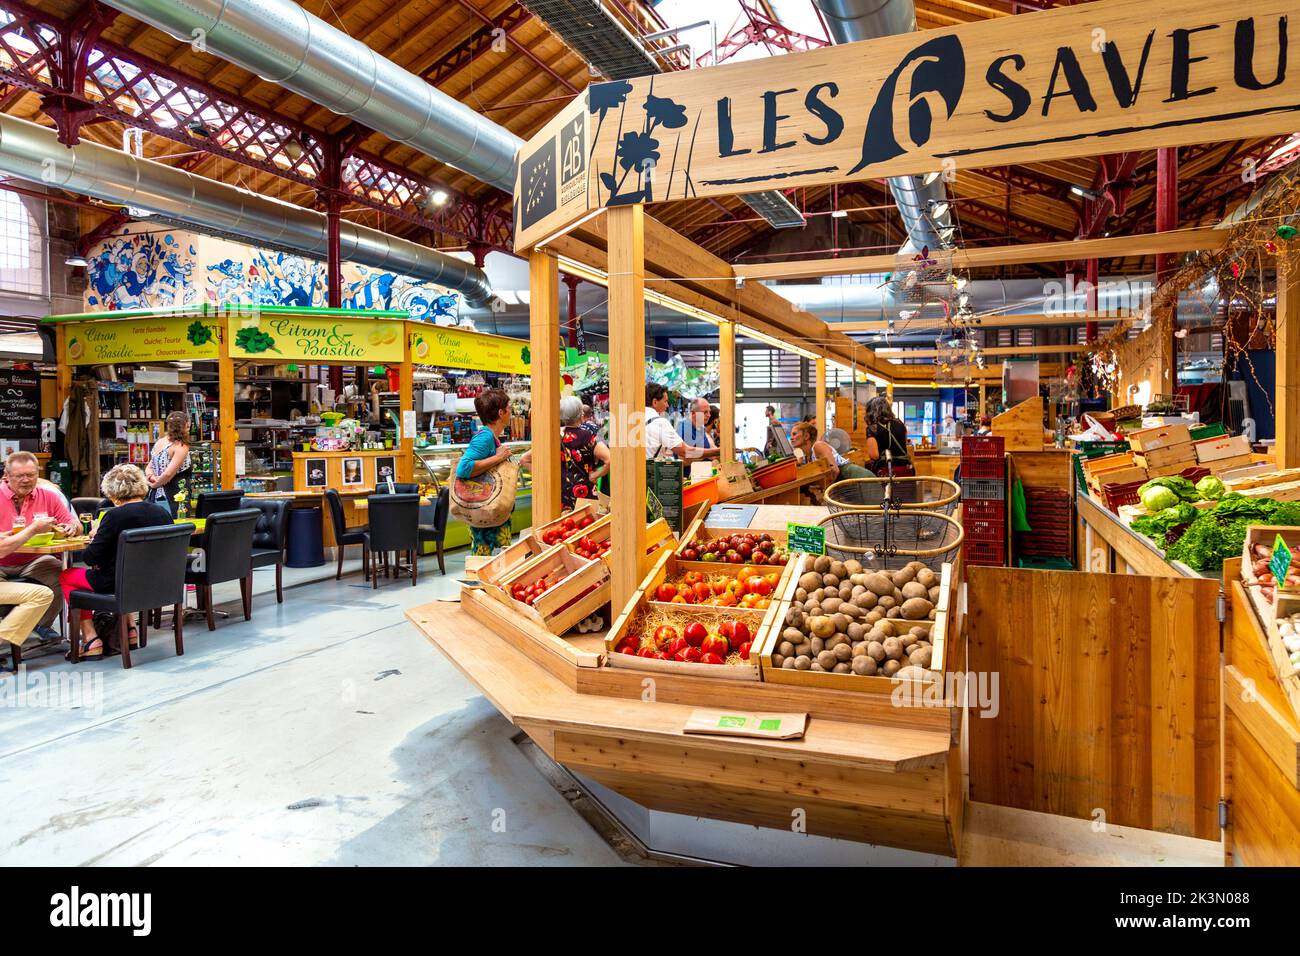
1241,525 -> 1300,594
493,548 -> 611,636
991,396 -> 1045,451
1227,468 -> 1300,492
1081,452 -> 1136,480
1086,464 -> 1146,494
1127,423 -> 1192,453
1134,442 -> 1196,470
533,501 -> 605,546
1194,433 -> 1252,463
476,534 -> 553,588
1206,453 -> 1256,476
561,515 -> 676,568
677,513 -> 790,556
755,555 -> 959,695
1264,592 -> 1300,723
604,549 -> 787,681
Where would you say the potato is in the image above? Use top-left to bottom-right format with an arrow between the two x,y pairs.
782,657 -> 797,669
916,567 -> 938,588
895,665 -> 930,682
833,643 -> 853,662
847,622 -> 866,641
810,662 -> 826,672
892,565 -> 916,586
784,608 -> 804,628
853,591 -> 877,610
795,587 -> 808,602
782,628 -> 802,645
778,639 -> 796,657
809,588 -> 824,603
929,585 -> 941,604
833,662 -> 852,674
832,613 -> 850,633
901,597 -> 934,620
867,640 -> 886,662
881,659 -> 901,677
771,653 -> 785,669
865,609 -> 884,625
839,585 -> 853,601
799,571 -> 822,591
877,594 -> 897,611
866,572 -> 894,596
822,573 -> 840,588
795,642 -> 812,658
794,655 -> 812,670
851,584 -> 867,597
844,559 -> 862,575
851,655 -> 877,676
886,607 -> 902,619
839,603 -> 861,621
883,637 -> 903,661
829,560 -> 846,579
852,641 -> 868,657
810,636 -> 825,654
910,626 -> 929,638
876,619 -> 898,638
909,645 -> 933,668
813,555 -> 832,573
809,615 -> 836,639
817,650 -> 837,670
901,581 -> 929,600
900,631 -> 919,649
929,608 -> 937,621
822,597 -> 843,614
849,573 -> 867,587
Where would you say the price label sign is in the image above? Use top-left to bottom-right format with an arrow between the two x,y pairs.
787,522 -> 825,556
1272,534 -> 1294,589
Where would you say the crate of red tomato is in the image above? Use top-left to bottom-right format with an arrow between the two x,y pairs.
604,549 -> 792,680
560,515 -> 677,568
492,547 -> 611,635
535,502 -> 603,547
676,528 -> 794,569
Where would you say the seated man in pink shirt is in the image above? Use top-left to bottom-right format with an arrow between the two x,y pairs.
0,451 -> 77,639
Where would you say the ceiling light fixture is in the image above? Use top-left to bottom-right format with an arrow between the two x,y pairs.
1069,184 -> 1101,201
928,200 -> 950,219
831,209 -> 848,219
429,189 -> 449,207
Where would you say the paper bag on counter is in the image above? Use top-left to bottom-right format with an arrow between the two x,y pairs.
683,709 -> 807,740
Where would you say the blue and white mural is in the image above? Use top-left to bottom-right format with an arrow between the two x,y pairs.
341,265 -> 459,323
85,231 -> 198,309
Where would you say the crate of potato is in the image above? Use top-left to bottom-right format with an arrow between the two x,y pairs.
604,549 -> 788,680
756,553 -> 957,693
492,547 -> 611,635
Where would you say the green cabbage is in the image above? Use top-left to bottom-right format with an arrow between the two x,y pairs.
1140,485 -> 1179,512
1195,476 -> 1226,500
1139,475 -> 1200,502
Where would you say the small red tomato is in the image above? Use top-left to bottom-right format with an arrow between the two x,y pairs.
676,646 -> 702,663
654,625 -> 677,644
654,651 -> 669,660
579,515 -> 594,528
752,551 -> 768,565
738,641 -> 752,660
655,583 -> 677,602
666,636 -> 688,656
637,646 -> 657,658
701,634 -> 729,658
683,622 -> 708,647
700,652 -> 725,665
619,646 -> 637,655
718,620 -> 736,641
732,621 -> 751,645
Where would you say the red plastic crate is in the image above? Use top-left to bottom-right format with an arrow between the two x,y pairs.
962,499 -> 1005,522
960,457 -> 1006,480
961,435 -> 1005,459
965,517 -> 1006,543
1101,480 -> 1144,513
963,539 -> 1006,566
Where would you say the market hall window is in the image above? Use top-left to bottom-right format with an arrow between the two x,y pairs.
0,189 -> 46,298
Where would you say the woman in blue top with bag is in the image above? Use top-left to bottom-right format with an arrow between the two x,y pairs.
456,388 -> 531,555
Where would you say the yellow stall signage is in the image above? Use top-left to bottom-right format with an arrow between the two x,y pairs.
63,315 -> 220,365
409,326 -> 531,374
228,314 -> 404,362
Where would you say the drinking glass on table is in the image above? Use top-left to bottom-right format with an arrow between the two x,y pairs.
12,514 -> 25,532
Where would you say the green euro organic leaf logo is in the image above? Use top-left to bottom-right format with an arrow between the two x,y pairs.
521,345 -> 531,365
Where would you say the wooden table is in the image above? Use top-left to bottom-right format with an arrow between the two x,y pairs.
14,536 -> 90,569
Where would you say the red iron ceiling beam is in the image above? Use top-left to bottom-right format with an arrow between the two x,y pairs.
445,0 -> 576,94
423,2 -> 531,87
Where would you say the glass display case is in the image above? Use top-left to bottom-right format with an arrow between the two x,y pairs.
412,441 -> 532,494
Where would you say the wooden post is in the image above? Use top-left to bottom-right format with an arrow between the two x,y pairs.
815,357 -> 827,439
608,205 -> 648,613
718,320 -> 736,462
399,326 -> 414,483
1278,251 -> 1300,469
217,323 -> 236,489
529,249 -> 562,523
54,323 -> 72,413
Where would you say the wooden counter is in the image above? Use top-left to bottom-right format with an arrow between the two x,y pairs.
912,451 -> 960,482
291,449 -> 401,490
408,587 -> 965,856
728,460 -> 831,505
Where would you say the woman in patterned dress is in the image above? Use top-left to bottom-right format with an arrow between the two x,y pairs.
559,396 -> 609,510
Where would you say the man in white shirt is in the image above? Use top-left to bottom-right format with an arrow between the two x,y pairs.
676,397 -> 721,459
644,383 -> 706,460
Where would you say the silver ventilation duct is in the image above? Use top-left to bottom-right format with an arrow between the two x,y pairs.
100,0 -> 522,193
0,115 -> 494,306
520,0 -> 806,229
813,0 -> 954,254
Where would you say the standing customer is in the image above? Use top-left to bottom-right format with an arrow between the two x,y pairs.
0,451 -> 76,639
644,384 -> 705,460
675,397 -> 720,459
59,464 -> 171,658
0,513 -> 56,652
559,396 -> 610,509
863,396 -> 911,474
146,412 -> 192,517
456,388 -> 531,556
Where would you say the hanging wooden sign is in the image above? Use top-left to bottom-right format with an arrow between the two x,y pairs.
516,0 -> 1299,250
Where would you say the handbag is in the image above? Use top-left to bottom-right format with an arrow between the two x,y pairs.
450,456 -> 520,528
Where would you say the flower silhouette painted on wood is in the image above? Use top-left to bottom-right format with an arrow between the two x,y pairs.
643,92 -> 687,130
599,77 -> 691,206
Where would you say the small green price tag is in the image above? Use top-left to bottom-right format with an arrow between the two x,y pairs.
787,522 -> 826,555
758,718 -> 781,731
718,715 -> 747,728
1272,534 -> 1294,588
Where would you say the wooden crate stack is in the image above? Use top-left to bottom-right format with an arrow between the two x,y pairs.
959,435 -> 1006,567
1129,423 -> 1197,478
1015,487 -> 1073,562
1192,433 -> 1254,475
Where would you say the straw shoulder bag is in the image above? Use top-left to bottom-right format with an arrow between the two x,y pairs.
449,455 -> 520,527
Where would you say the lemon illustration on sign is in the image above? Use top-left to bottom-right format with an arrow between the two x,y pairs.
367,329 -> 384,346
382,328 -> 397,344
67,337 -> 84,359
413,335 -> 429,359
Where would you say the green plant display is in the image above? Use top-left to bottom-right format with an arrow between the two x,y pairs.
186,320 -> 214,347
234,326 -> 279,354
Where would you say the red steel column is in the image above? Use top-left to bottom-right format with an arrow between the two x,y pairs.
1085,258 -> 1099,342
562,273 -> 581,348
1156,147 -> 1179,391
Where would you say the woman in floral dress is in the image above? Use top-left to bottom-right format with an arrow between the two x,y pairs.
559,396 -> 609,510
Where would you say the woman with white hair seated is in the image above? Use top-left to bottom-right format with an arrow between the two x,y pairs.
58,464 -> 171,659
559,395 -> 610,510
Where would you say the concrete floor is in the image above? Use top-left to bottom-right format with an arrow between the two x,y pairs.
0,550 -> 624,866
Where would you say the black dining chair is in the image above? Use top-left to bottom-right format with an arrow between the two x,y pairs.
418,487 -> 450,575
373,482 -> 420,495
70,496 -> 111,517
196,488 -> 245,519
324,488 -> 368,580
242,497 -> 289,604
66,523 -> 192,669
185,508 -> 259,631
364,494 -> 419,588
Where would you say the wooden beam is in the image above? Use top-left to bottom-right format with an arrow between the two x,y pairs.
834,312 -> 1130,333
1279,252 -> 1300,470
815,357 -> 827,439
217,323 -> 236,490
399,329 -> 414,483
733,227 -> 1230,281
529,249 -> 562,524
879,344 -> 1082,360
607,205 -> 648,614
719,320 -> 736,463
